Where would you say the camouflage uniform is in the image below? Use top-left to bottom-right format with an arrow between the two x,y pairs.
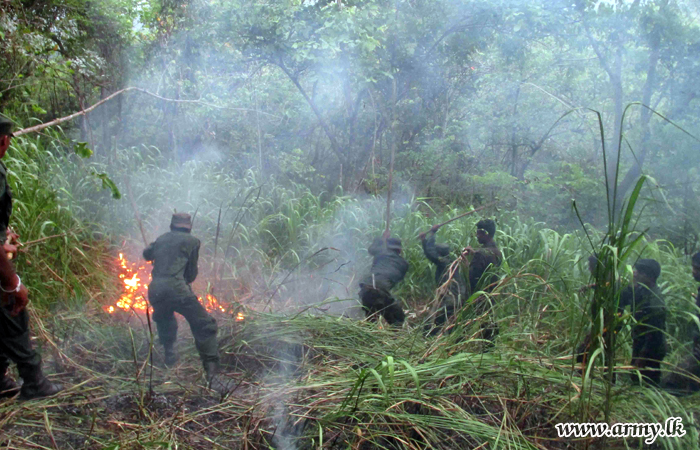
468,240 -> 502,342
358,237 -> 408,326
143,214 -> 219,367
619,281 -> 667,386
0,158 -> 37,375
664,286 -> 700,393
422,230 -> 467,331
0,154 -> 56,398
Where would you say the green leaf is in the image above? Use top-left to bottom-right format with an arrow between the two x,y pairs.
74,142 -> 93,159
31,104 -> 47,115
92,172 -> 122,199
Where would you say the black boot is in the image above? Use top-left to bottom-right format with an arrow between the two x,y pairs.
0,367 -> 20,399
203,360 -> 228,393
164,345 -> 179,367
19,366 -> 62,401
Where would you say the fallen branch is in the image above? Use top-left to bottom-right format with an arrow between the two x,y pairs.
13,87 -> 280,137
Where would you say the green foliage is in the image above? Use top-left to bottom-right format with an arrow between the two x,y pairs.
5,133 -> 116,310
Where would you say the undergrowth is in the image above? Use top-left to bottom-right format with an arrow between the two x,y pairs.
0,132 -> 699,449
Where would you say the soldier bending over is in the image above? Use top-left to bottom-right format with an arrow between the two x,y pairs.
143,213 -> 221,387
358,233 -> 408,326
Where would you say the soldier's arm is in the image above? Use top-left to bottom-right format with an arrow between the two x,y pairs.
184,240 -> 200,284
368,237 -> 385,257
142,242 -> 156,261
0,250 -> 28,315
421,230 -> 443,265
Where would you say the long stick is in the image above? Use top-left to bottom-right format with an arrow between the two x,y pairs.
190,205 -> 200,230
21,233 -> 67,248
385,77 -> 398,236
124,177 -> 149,247
417,201 -> 498,237
213,204 -> 223,285
13,87 -> 280,137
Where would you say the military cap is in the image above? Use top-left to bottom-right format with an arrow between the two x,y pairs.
386,237 -> 402,252
170,212 -> 192,230
0,117 -> 14,137
476,219 -> 496,237
692,252 -> 700,267
635,258 -> 661,281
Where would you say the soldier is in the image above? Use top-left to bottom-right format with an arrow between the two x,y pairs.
0,117 -> 62,400
619,259 -> 666,386
358,233 -> 408,326
464,219 -> 502,344
420,225 -> 467,334
143,213 -> 221,387
663,252 -> 700,394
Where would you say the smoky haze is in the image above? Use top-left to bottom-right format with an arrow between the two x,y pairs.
57,0 -> 700,305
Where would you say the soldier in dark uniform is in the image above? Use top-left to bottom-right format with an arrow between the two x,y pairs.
619,259 -> 666,386
0,117 -> 62,400
464,219 -> 502,344
663,252 -> 700,394
358,233 -> 408,326
420,225 -> 467,334
143,213 -> 221,385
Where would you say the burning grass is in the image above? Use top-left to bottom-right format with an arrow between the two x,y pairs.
105,252 -> 231,315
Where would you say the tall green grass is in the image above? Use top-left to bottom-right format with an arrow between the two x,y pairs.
2,125 -> 700,448
5,131 -> 116,310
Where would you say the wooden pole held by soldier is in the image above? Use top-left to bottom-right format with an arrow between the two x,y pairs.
384,77 -> 398,238
417,201 -> 499,238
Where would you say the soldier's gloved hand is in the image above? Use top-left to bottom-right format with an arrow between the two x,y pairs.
9,283 -> 29,316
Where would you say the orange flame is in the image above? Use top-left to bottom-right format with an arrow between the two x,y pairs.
105,253 -> 230,315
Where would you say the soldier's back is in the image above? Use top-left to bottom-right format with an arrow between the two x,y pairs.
148,231 -> 200,280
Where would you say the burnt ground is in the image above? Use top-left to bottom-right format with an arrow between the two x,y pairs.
2,309 -> 699,450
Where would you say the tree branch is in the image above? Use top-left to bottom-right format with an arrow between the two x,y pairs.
14,87 -> 281,137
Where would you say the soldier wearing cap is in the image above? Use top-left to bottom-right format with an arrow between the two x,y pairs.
143,213 -> 221,386
0,117 -> 62,399
619,258 -> 667,386
463,219 -> 502,345
358,233 -> 408,326
420,225 -> 467,335
663,252 -> 700,394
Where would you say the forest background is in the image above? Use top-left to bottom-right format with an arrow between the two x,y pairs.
3,0 -> 700,243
